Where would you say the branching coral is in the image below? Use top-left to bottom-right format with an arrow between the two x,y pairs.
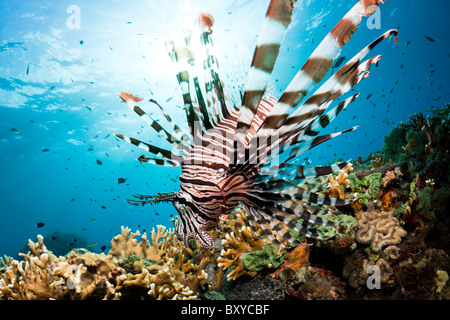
218,226 -> 265,280
109,225 -> 181,262
355,210 -> 407,252
0,227 -> 210,300
324,163 -> 353,199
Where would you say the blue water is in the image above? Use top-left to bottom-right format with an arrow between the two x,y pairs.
0,0 -> 449,258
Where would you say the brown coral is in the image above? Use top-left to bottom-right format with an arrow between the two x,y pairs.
382,170 -> 396,187
271,244 -> 309,279
355,210 -> 407,252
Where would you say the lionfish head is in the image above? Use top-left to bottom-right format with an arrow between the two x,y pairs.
171,191 -> 214,248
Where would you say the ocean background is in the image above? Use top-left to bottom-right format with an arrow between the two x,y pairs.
0,0 -> 448,258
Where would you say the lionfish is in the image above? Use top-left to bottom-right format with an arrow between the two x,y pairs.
114,0 -> 397,247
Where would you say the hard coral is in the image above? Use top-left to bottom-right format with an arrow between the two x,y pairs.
324,163 -> 353,199
218,226 -> 265,280
356,210 -> 407,252
0,227 -> 210,300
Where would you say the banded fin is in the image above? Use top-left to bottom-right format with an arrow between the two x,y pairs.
118,92 -> 190,152
235,0 -> 296,152
148,98 -> 191,145
114,133 -> 182,165
256,0 -> 391,138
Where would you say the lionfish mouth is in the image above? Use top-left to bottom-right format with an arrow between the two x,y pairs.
126,192 -> 178,206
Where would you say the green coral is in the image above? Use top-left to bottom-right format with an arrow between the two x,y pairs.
348,172 -> 378,206
317,214 -> 357,239
416,187 -> 450,217
348,172 -> 361,190
361,172 -> 382,199
204,291 -> 226,300
242,243 -> 286,272
382,126 -> 406,163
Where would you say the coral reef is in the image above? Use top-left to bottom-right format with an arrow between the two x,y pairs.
1,106 -> 449,300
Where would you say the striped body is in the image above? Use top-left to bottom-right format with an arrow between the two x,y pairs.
114,1 -> 398,247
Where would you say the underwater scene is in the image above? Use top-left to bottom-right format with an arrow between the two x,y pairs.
0,0 -> 449,301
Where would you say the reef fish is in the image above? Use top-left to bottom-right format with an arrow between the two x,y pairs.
114,0 -> 398,248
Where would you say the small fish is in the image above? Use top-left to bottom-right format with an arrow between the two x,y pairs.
101,245 -> 106,251
10,128 -> 19,133
51,236 -> 57,240
85,105 -> 92,111
137,154 -> 150,164
26,63 -> 30,75
423,35 -> 435,43
86,242 -> 98,248
37,222 -> 45,228
332,56 -> 346,69
405,41 -> 411,47
390,8 -> 398,17
101,205 -> 106,209
79,40 -> 84,45
90,218 -> 96,222
71,198 -> 76,202
96,159 -> 103,165
41,148 -> 50,152
118,178 -> 127,184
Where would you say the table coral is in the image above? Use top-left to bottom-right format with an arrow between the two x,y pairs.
355,210 -> 407,252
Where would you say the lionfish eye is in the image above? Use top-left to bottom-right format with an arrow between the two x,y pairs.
176,197 -> 187,205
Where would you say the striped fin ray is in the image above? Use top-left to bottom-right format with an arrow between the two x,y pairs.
182,25 -> 215,131
255,0 -> 390,138
253,179 -> 352,208
197,12 -> 232,126
135,154 -> 179,166
278,29 -> 398,139
113,133 -> 183,165
234,0 -> 296,152
118,92 -> 190,152
165,41 -> 203,137
281,126 -> 359,165
259,161 -> 349,183
243,29 -> 397,169
254,93 -> 358,170
274,94 -> 360,164
148,98 -> 192,145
